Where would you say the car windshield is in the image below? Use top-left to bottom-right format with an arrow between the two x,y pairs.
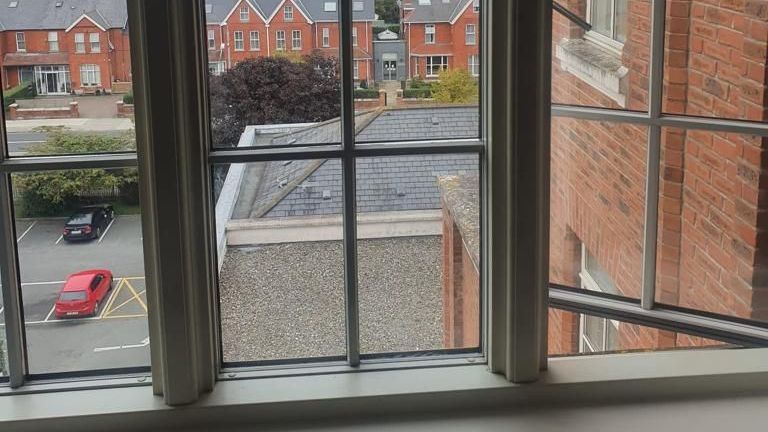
59,291 -> 87,301
67,213 -> 93,225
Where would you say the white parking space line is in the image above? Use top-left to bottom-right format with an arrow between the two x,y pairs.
55,235 -> 64,245
0,306 -> 4,315
21,280 -> 65,286
44,305 -> 56,322
94,337 -> 149,353
16,221 -> 37,242
98,217 -> 117,244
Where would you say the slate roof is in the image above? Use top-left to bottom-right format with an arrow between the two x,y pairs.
300,0 -> 375,22
237,106 -> 480,219
0,0 -> 127,31
204,0 -> 375,24
403,0 -> 472,23
205,0 -> 240,23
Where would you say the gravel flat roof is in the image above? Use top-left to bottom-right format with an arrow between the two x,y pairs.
219,236 -> 447,362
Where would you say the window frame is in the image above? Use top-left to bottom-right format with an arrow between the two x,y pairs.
0,0 -> 766,421
284,5 -> 293,22
48,32 -> 59,52
233,31 -> 244,51
89,33 -> 101,53
276,30 -> 286,51
468,54 -> 479,77
79,63 -> 101,87
425,55 -> 448,77
425,24 -> 435,44
584,0 -> 625,53
291,29 -> 301,50
15,32 -> 25,51
208,29 -> 216,50
322,27 -> 330,47
352,26 -> 358,47
74,32 -> 85,53
240,4 -> 249,22
465,24 -> 476,45
249,30 -> 260,51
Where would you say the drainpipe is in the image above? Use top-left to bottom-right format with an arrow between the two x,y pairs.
266,24 -> 271,56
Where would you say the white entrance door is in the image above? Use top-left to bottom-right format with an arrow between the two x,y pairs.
34,65 -> 71,95
382,54 -> 398,81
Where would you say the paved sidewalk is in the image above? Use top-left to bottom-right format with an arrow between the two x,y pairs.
5,117 -> 134,133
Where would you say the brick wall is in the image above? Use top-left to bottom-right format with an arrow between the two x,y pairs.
8,101 -> 79,120
549,0 -> 768,354
440,199 -> 480,349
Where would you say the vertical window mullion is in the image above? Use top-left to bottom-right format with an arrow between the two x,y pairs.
0,171 -> 27,388
640,0 -> 666,310
339,0 -> 360,367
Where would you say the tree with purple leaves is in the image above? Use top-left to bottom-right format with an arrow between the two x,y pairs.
208,51 -> 341,149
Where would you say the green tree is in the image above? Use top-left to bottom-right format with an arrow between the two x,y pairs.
431,69 -> 479,104
14,131 -> 138,216
375,0 -> 400,23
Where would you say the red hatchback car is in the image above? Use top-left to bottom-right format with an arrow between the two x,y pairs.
54,270 -> 114,319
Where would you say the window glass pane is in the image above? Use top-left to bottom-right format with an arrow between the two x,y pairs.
356,1 -> 481,142
549,118 -> 649,299
590,0 -> 612,38
655,128 -> 768,323
11,169 -> 149,375
215,161 -> 346,364
662,3 -> 768,122
1,0 -> 134,158
356,154 -> 481,355
552,0 -> 649,110
205,0 -> 341,149
549,309 -> 740,356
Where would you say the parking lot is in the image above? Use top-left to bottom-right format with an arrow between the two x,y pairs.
0,214 -> 149,374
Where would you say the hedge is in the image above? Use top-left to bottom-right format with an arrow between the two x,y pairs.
123,92 -> 134,104
403,88 -> 432,98
354,88 -> 379,99
2,82 -> 36,110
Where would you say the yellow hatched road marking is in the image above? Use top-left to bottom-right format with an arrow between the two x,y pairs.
101,278 -> 126,318
124,279 -> 148,312
102,277 -> 147,318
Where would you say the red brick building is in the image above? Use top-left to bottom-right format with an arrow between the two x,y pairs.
548,0 -> 768,355
402,0 -> 480,80
205,0 -> 375,82
0,1 -> 131,95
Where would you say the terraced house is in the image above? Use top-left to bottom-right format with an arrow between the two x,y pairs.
204,0 -> 375,81
0,0 -> 131,95
402,0 -> 480,79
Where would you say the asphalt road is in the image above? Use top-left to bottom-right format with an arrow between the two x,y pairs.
0,214 -> 149,375
6,132 -> 45,155
6,130 -> 127,156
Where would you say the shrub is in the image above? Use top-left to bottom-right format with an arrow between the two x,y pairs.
354,88 -> 379,99
2,82 -> 35,110
123,92 -> 134,104
431,69 -> 479,103
409,79 -> 432,90
359,80 -> 368,89
15,132 -> 138,217
403,88 -> 432,98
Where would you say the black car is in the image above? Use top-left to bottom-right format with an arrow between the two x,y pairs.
62,205 -> 115,241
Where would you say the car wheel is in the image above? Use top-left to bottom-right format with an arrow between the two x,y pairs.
96,227 -> 102,238
93,301 -> 100,318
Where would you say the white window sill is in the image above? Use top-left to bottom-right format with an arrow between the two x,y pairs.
555,38 -> 628,108
1,348 -> 767,430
